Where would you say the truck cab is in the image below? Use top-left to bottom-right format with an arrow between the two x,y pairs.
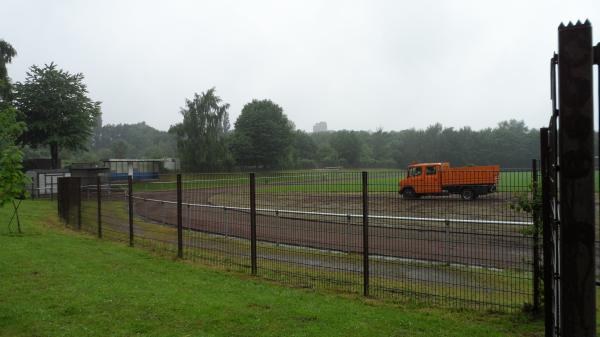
400,163 -> 447,197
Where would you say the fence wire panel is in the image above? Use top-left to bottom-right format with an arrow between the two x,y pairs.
58,168 -> 539,311
255,171 -> 363,293
100,184 -> 129,243
80,184 -> 98,235
131,179 -> 178,254
370,169 -> 534,309
180,174 -> 251,272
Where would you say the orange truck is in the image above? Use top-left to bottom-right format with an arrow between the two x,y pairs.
398,162 -> 500,200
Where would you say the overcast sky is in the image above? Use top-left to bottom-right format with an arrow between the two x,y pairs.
2,0 -> 599,132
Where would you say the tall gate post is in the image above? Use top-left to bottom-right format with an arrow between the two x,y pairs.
557,21 -> 595,336
595,42 -> 600,250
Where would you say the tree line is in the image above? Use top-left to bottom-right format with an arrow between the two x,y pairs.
63,113 -> 542,171
61,88 -> 542,171
167,88 -> 541,171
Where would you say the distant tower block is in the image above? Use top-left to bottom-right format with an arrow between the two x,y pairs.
313,121 -> 328,133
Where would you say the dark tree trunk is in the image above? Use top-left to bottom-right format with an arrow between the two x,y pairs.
50,143 -> 59,169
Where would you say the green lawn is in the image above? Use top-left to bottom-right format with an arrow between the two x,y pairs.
253,171 -> 533,193
123,169 -> 600,197
127,170 -> 534,194
0,200 -> 544,336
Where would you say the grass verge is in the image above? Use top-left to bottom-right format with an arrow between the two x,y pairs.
0,200 -> 543,336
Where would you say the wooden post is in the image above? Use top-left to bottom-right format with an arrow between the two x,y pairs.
557,21 -> 595,336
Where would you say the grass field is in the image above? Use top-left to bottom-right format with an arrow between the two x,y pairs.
126,170 -> 535,194
0,200 -> 545,336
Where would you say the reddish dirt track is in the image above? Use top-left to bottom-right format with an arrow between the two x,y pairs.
132,188 -> 532,270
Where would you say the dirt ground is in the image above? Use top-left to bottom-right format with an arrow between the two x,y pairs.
131,187 -> 533,270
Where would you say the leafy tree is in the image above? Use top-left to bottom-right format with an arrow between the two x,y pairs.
230,99 -> 294,169
315,143 -> 339,167
0,107 -> 29,233
291,130 -> 317,168
14,63 -> 101,168
0,40 -> 17,103
87,122 -> 176,160
169,88 -> 231,171
330,130 -> 362,167
110,139 -> 130,159
370,128 -> 391,164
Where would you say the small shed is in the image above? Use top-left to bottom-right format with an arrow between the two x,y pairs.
68,163 -> 110,187
103,159 -> 162,181
26,169 -> 70,198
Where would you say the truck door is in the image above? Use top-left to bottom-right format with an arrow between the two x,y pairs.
407,166 -> 424,193
421,165 -> 440,194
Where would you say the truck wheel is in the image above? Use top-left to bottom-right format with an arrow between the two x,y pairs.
460,189 -> 477,200
402,188 -> 417,199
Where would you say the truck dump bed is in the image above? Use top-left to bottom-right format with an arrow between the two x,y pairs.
441,165 -> 500,186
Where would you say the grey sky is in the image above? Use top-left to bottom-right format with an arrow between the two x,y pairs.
2,0 -> 599,132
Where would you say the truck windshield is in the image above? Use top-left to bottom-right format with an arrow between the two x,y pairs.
408,167 -> 422,177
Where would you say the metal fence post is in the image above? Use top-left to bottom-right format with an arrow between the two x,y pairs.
97,176 -> 102,238
128,175 -> 134,247
57,178 -> 62,219
224,207 -> 229,238
62,178 -> 69,226
77,182 -> 82,230
444,219 -> 450,265
362,171 -> 369,297
250,173 -> 257,275
31,182 -> 35,200
177,174 -> 183,258
532,159 -> 540,312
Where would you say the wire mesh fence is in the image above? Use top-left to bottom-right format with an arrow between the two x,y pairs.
180,173 -> 251,272
79,183 -> 98,236
368,169 -> 534,308
98,182 -> 129,244
57,167 -> 537,311
255,171 -> 364,293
